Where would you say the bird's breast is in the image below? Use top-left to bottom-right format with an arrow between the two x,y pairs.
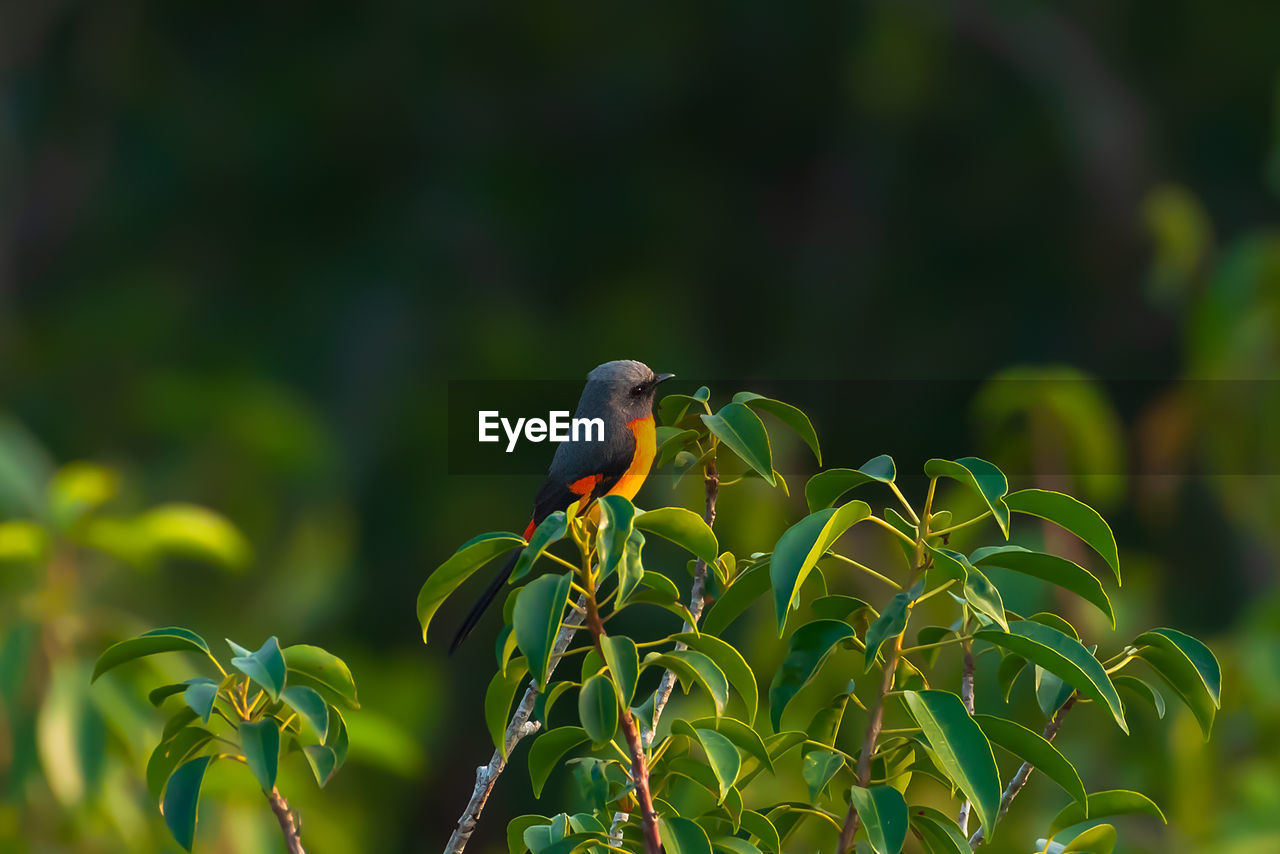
607,415 -> 657,502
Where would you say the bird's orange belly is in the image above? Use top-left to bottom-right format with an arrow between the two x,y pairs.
607,415 -> 657,501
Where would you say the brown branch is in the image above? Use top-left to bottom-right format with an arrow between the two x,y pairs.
444,596 -> 588,854
957,640 -> 976,833
969,694 -> 1078,848
267,787 -> 305,854
838,632 -> 905,852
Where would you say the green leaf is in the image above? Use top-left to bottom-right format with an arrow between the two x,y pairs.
146,726 -> 214,801
1113,675 -> 1166,718
280,686 -> 328,739
182,679 -> 218,724
633,506 -> 719,564
671,721 -> 740,803
229,637 -> 286,701
1003,489 -> 1120,583
597,495 -> 637,577
804,455 -> 896,512
731,392 -> 821,465
848,784 -> 908,854
511,513 -> 569,583
807,689 -> 852,749
418,532 -> 525,642
970,546 -> 1115,628
996,654 -> 1028,702
771,501 -> 872,635
1134,627 -> 1221,738
926,547 -> 1008,631
148,683 -> 191,707
740,810 -> 781,853
301,744 -> 338,787
1047,790 -> 1166,837
601,635 -> 639,707
1060,823 -> 1116,854
703,563 -> 771,635
92,627 -> 212,682
812,595 -> 873,623
908,806 -> 970,854
529,727 -> 589,797
714,837 -> 762,854
923,457 -> 1010,537
324,706 -> 349,767
578,674 -> 619,746
282,644 -> 360,709
864,594 -> 910,672
973,714 -> 1086,809
161,756 -> 212,851
976,622 -> 1128,733
902,690 -> 1001,837
688,716 -> 773,774
673,633 -> 758,725
1036,667 -> 1075,718
659,814 -> 715,854
240,719 -> 280,792
508,815 -> 552,854
136,504 -> 252,571
514,572 -> 574,690
617,529 -> 646,606
801,750 -> 843,801
702,403 -> 774,485
644,650 -> 729,716
769,619 -> 857,731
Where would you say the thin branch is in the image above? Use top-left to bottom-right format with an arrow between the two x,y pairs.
444,596 -> 588,854
827,552 -> 903,590
969,695 -> 1078,848
267,787 -> 305,854
957,638 -> 976,834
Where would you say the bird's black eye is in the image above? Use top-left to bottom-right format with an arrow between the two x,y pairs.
631,384 -> 645,396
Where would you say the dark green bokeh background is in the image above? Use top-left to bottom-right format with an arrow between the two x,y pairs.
2,2 -> 1279,852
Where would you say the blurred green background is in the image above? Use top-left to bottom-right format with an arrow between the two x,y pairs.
2,2 -> 1279,852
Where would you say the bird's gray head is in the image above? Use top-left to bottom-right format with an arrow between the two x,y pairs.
578,359 -> 675,424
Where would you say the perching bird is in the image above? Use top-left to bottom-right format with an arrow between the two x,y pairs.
450,360 -> 674,652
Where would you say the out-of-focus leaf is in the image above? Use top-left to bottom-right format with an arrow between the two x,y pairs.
136,503 -> 252,570
771,501 -> 872,634
804,454 -> 896,512
975,622 -> 1127,733
1003,489 -> 1119,583
48,462 -> 121,530
92,627 -> 212,681
1134,627 -> 1221,738
283,644 -> 360,709
633,506 -> 719,564
0,415 -> 53,518
923,457 -> 1010,537
513,572 -> 574,690
702,403 -> 774,485
848,784 -> 908,854
418,532 -> 525,642
0,520 -> 49,565
731,392 -> 821,464
229,636 -> 286,701
162,755 -> 212,851
240,719 -> 280,792
769,619 -> 857,730
902,690 -> 1001,837
529,727 -> 589,797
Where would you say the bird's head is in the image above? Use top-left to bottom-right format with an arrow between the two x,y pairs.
584,359 -> 675,424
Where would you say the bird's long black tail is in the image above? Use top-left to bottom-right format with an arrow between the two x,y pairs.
449,548 -> 520,653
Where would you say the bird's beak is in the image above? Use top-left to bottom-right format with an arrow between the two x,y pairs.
655,373 -> 675,384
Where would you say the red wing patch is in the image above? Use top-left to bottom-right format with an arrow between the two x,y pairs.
567,474 -> 603,496
523,518 -> 538,540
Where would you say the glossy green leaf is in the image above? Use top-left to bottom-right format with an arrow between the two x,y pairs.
229,637 -> 286,701
1113,675 -> 1166,718
811,594 -> 873,623
923,457 -> 1010,537
769,619 -> 857,731
1134,627 -> 1221,738
703,563 -> 771,635
801,751 -> 843,801
849,784 -> 908,854
282,643 -> 360,709
300,743 -> 338,787
508,815 -> 552,854
597,495 -> 637,577
973,714 -> 1086,809
418,532 -> 525,642
92,627 -> 212,682
148,683 -> 190,707
702,403 -> 774,485
1060,823 -> 1117,853
486,659 -> 529,758
902,690 -> 1001,836
644,650 -> 729,715
528,727 -> 589,798
1003,489 -> 1119,582
908,806 -> 970,854
926,546 -> 1007,631
162,706 -> 200,742
806,689 -> 852,749
713,837 -> 762,854
671,721 -> 740,803
514,572 -> 574,690
146,726 -> 213,801
633,506 -> 719,564
864,594 -> 910,672
577,674 -> 619,746
324,706 -> 349,767
600,635 -> 639,707
1047,790 -> 1166,837
1036,667 -> 1076,718
804,454 -> 896,512
161,756 -> 211,851
771,501 -> 872,634
688,716 -> 773,774
510,513 -> 569,583
997,654 -> 1028,702
659,814 -> 715,854
280,685 -> 328,739
240,719 -> 280,792
674,632 -> 758,724
731,392 -> 821,464
182,679 -> 218,724
976,622 -> 1127,733
970,546 -> 1115,628
739,810 -> 781,853
617,528 -> 646,605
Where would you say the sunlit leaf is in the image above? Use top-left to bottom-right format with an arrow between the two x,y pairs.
1134,627 -> 1221,738
280,685 -> 329,739
908,806 -> 970,854
644,650 -> 729,716
902,690 -> 1001,837
970,545 -> 1115,628
801,751 -> 843,801
418,532 -> 525,642
182,679 -> 218,724
865,594 -> 910,672
1003,489 -> 1119,583
601,635 -> 639,707
659,814 -> 714,854
804,454 -> 896,512
633,506 -> 719,564
283,643 -> 360,709
771,501 -> 872,634
923,457 -> 1010,537
972,714 -> 1086,809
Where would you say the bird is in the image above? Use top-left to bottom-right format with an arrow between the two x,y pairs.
450,359 -> 674,652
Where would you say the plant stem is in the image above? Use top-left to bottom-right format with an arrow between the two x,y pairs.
888,482 -> 920,524
867,514 -> 917,546
930,510 -> 993,538
968,695 -> 1078,848
267,787 -> 305,854
828,552 -> 903,589
957,635 -> 976,834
